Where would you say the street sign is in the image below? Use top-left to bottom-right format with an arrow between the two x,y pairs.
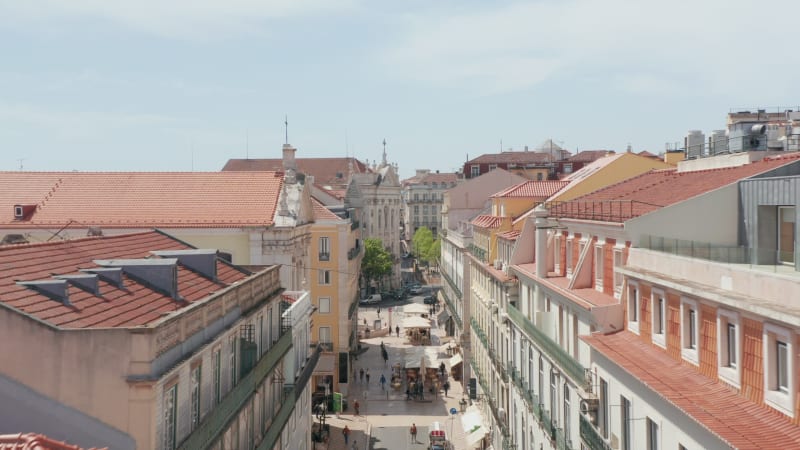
450,407 -> 457,415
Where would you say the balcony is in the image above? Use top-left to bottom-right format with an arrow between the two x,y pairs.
350,220 -> 360,231
468,244 -> 486,262
440,289 -> 463,328
579,414 -> 612,450
347,246 -> 362,260
506,304 -> 588,390
178,329 -> 292,450
318,252 -> 330,261
470,318 -> 489,350
441,269 -> 462,298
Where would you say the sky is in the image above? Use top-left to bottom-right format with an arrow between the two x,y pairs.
1,0 -> 798,179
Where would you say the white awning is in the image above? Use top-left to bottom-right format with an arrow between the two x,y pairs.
462,408 -> 488,446
313,354 -> 336,374
465,426 -> 488,447
447,353 -> 462,369
403,303 -> 430,315
402,316 -> 431,329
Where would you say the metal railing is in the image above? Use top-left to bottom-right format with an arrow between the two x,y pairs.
351,220 -> 360,230
440,289 -> 463,328
545,200 -> 660,223
506,304 -> 588,389
470,318 -> 489,350
348,246 -> 362,260
179,329 -> 292,450
318,252 -> 330,261
441,269 -> 462,298
579,414 -> 612,450
469,244 -> 487,262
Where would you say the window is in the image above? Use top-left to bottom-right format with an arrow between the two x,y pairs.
318,269 -> 331,285
538,356 -> 544,399
563,383 -> 571,440
717,310 -> 740,386
319,326 -> 332,345
681,298 -> 699,365
213,348 -> 222,405
191,364 -> 202,430
594,243 -> 604,291
553,234 -> 562,273
550,370 -> 558,426
563,163 -> 573,174
651,290 -> 666,348
488,164 -> 498,171
229,334 -> 238,388
599,378 -> 609,439
318,237 -> 330,261
319,297 -> 331,314
621,395 -> 631,450
163,384 -> 178,450
613,247 -> 624,297
646,417 -> 658,450
536,173 -> 543,181
565,237 -> 574,278
627,282 -> 640,334
414,193 -> 420,201
471,165 -> 480,177
763,323 -> 795,415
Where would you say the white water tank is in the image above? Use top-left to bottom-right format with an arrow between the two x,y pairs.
685,130 -> 705,158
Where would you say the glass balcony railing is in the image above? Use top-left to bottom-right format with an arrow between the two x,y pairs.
506,304 -> 588,390
579,414 -> 612,450
179,330 -> 292,450
639,234 -> 797,271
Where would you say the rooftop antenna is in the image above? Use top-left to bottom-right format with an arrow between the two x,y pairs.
284,115 -> 289,144
17,158 -> 25,170
382,138 -> 387,165
246,129 -> 250,159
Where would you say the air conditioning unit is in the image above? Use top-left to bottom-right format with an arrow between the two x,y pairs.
494,259 -> 503,269
579,398 -> 600,415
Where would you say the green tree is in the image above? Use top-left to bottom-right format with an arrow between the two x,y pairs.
428,238 -> 441,268
361,238 -> 392,289
412,227 -> 435,265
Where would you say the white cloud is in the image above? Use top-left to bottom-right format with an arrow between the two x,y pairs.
0,0 -> 356,39
381,0 -> 800,95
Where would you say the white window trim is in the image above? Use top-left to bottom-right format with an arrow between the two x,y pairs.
627,281 -> 640,335
763,322 -> 795,417
565,236 -> 574,279
717,309 -> 741,388
651,289 -> 666,349
553,234 -> 562,274
318,297 -> 331,314
594,242 -> 604,292
680,297 -> 699,366
613,245 -> 625,299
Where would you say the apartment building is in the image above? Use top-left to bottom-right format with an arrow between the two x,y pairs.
497,153 -> 800,450
0,231 -> 316,450
401,170 -> 459,239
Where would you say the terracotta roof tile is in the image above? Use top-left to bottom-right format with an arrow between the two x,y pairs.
402,172 -> 459,186
222,157 -> 368,187
513,263 -> 619,308
497,230 -> 520,241
467,152 -> 553,165
471,215 -> 503,229
582,331 -> 800,449
491,180 -> 569,198
554,154 -> 800,222
311,198 -> 340,221
0,433 -> 106,450
566,150 -> 614,163
0,172 -> 283,228
0,231 -> 249,329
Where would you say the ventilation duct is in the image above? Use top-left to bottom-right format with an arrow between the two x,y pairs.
93,258 -> 179,299
17,279 -> 70,305
54,274 -> 100,295
151,249 -> 218,281
80,267 -> 124,289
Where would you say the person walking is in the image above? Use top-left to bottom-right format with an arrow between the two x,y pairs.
351,440 -> 357,450
380,373 -> 386,391
359,368 -> 364,383
395,325 -> 400,337
410,423 -> 418,443
343,425 -> 350,445
353,366 -> 357,383
365,369 -> 371,384
443,380 -> 450,397
353,399 -> 360,416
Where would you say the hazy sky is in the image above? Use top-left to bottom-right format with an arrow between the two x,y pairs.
1,0 -> 798,179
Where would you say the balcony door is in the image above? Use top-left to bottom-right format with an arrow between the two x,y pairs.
778,206 -> 795,265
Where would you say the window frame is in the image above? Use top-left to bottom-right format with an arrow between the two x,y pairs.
190,362 -> 202,431
646,417 -> 659,450
162,382 -> 178,450
680,297 -> 699,365
565,236 -> 574,278
594,242 -> 604,292
213,347 -> 222,405
318,269 -> 332,285
763,322 -> 795,416
627,281 -> 640,335
318,236 -> 330,261
553,233 -> 562,274
620,395 -> 631,450
613,246 -> 625,298
470,165 -> 480,177
318,297 -> 331,314
717,309 -> 741,387
651,289 -> 666,348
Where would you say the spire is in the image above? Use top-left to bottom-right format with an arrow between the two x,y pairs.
382,139 -> 387,166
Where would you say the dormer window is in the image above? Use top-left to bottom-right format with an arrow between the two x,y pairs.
13,204 -> 36,220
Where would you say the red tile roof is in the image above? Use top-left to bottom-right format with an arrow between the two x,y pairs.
222,157 -> 368,187
402,172 -> 459,186
0,231 -> 249,329
566,150 -> 614,163
467,152 -> 553,165
554,154 -> 800,222
0,433 -> 106,450
312,198 -> 340,221
491,181 -> 569,198
0,172 -> 283,228
582,331 -> 800,449
497,230 -> 520,241
471,215 -> 503,229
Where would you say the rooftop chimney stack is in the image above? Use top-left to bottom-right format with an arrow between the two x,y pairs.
282,144 -> 297,183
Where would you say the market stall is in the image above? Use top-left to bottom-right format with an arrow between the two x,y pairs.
402,316 -> 432,345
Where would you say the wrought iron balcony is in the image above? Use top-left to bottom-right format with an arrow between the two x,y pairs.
440,289 -> 463,328
318,252 -> 330,261
507,304 -> 588,390
179,329 -> 292,450
441,269 -> 462,298
347,246 -> 362,260
579,414 -> 612,450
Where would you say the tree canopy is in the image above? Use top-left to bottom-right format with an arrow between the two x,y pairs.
361,237 -> 392,287
412,227 -> 440,266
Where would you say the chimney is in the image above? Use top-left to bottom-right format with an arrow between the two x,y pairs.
534,205 -> 549,279
524,145 -> 529,152
282,144 -> 297,184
